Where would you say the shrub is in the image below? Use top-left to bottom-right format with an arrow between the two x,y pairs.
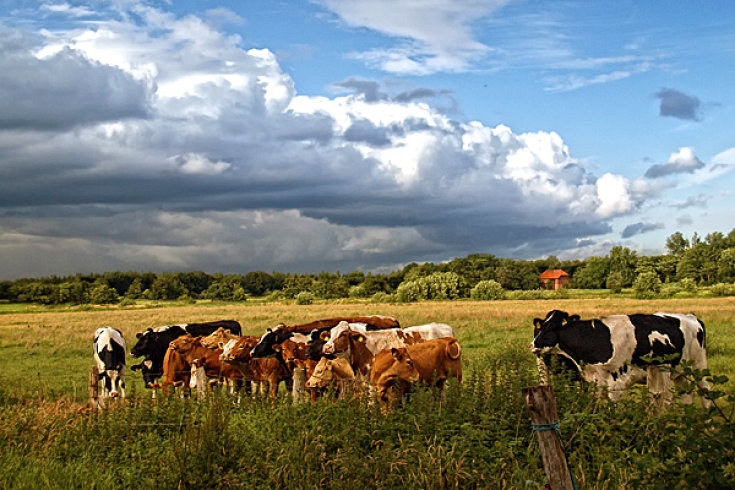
266,290 -> 285,302
295,291 -> 315,305
370,292 -> 393,303
89,284 -> 119,304
633,271 -> 662,299
505,289 -> 546,300
710,283 -> 735,297
606,271 -> 625,294
348,285 -> 369,298
470,280 -> 505,300
679,277 -> 698,294
396,281 -> 421,302
660,283 -> 681,298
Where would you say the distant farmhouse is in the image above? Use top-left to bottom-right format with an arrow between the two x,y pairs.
539,269 -> 570,290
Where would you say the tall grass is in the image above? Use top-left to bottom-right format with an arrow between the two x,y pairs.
0,297 -> 733,488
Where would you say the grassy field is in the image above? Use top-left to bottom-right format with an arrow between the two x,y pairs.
1,297 -> 734,488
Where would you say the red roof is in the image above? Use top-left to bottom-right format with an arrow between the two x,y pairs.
539,269 -> 569,280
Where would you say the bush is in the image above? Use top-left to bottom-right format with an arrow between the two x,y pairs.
505,289 -> 546,300
470,280 -> 505,300
633,271 -> 662,299
295,291 -> 315,305
396,281 -> 421,302
606,271 -> 625,294
679,277 -> 698,294
266,290 -> 285,302
89,284 -> 119,304
710,283 -> 735,297
370,292 -> 393,303
660,283 -> 681,298
348,285 -> 370,298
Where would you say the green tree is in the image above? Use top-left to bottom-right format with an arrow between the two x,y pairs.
89,283 -> 119,304
149,273 -> 188,300
608,246 -> 637,287
572,256 -> 609,289
633,271 -> 662,299
665,231 -> 690,255
717,248 -> 735,282
606,271 -> 625,294
125,278 -> 144,299
494,259 -> 538,290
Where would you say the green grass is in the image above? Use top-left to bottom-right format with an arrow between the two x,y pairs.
0,297 -> 734,488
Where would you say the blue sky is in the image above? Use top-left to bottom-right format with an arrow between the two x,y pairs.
0,0 -> 733,279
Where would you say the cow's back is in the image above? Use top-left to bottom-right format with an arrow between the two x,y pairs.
406,337 -> 462,384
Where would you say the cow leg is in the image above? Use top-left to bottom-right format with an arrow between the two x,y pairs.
647,366 -> 671,407
119,367 -> 126,398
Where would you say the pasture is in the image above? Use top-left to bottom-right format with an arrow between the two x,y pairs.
1,297 -> 734,488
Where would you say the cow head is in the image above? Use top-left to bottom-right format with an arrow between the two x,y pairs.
305,358 -> 355,390
530,310 -> 580,354
322,322 -> 358,355
251,324 -> 291,358
222,337 -> 257,364
169,334 -> 197,355
130,328 -> 154,357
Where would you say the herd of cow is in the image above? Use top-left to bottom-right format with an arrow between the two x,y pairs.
92,309 -> 712,408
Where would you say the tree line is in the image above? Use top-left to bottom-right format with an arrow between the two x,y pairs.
1,228 -> 734,305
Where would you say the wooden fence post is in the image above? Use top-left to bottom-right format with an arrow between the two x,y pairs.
292,367 -> 305,402
88,366 -> 103,410
194,365 -> 207,401
522,385 -> 575,490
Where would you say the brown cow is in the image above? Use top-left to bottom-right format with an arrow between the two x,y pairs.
200,327 -> 240,350
220,336 -> 289,397
369,338 -> 462,406
161,347 -> 191,395
169,335 -> 243,392
304,357 -> 356,401
369,347 -> 420,407
405,337 -> 462,389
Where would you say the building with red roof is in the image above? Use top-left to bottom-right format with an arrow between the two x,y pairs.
539,269 -> 571,290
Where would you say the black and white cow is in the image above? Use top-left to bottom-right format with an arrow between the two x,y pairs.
130,320 -> 241,387
530,310 -> 710,404
93,327 -> 127,398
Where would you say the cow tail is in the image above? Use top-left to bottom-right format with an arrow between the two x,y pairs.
446,339 -> 461,360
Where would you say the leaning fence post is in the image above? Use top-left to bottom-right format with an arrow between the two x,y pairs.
89,366 -> 103,410
292,367 -> 305,402
522,385 -> 575,490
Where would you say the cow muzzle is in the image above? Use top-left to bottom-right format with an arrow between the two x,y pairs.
322,344 -> 335,355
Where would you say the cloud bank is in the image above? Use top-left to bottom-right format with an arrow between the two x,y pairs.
0,4 -> 694,279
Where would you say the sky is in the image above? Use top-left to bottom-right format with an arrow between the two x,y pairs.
0,0 -> 733,280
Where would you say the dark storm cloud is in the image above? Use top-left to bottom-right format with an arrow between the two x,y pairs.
0,8 -> 663,280
655,88 -> 701,121
621,222 -> 664,239
0,26 -> 151,130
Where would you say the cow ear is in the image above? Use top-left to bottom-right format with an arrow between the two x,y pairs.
357,335 -> 365,342
136,332 -> 143,339
391,348 -> 402,360
321,331 -> 330,341
533,318 -> 542,328
569,314 -> 580,322
273,344 -> 281,352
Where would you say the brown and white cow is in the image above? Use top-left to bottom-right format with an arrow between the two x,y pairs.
169,335 -> 243,393
220,336 -> 290,397
322,322 -> 455,368
251,316 -> 400,359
